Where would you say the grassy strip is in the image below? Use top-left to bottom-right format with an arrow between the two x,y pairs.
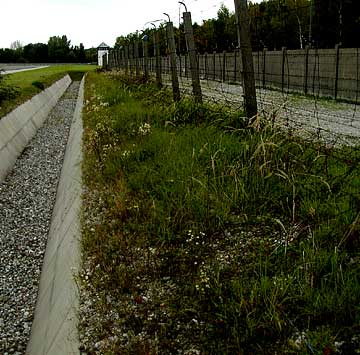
0,64 -> 96,118
80,71 -> 360,354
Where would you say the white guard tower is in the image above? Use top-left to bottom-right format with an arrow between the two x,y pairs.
97,42 -> 110,66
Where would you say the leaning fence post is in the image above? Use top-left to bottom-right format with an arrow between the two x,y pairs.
334,44 -> 340,100
183,10 -> 202,103
165,19 -> 181,101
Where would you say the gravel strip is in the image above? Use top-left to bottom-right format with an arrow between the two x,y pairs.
0,81 -> 80,355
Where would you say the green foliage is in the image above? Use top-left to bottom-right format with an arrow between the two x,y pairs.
0,71 -> 19,105
31,80 -> 44,90
80,71 -> 360,354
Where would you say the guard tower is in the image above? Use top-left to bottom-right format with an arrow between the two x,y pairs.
97,42 -> 110,66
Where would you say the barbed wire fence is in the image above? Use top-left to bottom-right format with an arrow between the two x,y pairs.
105,6 -> 360,151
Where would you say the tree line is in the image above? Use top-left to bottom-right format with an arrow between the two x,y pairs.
0,35 -> 97,63
115,0 -> 360,55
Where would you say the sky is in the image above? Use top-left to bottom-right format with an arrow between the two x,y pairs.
1,0 -> 261,49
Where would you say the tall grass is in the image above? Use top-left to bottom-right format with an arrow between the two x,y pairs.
80,71 -> 360,355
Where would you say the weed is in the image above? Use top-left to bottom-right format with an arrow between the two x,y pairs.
79,71 -> 360,355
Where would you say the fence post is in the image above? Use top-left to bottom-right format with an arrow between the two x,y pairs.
281,46 -> 287,93
213,51 -> 216,80
222,51 -> 226,82
234,0 -> 257,118
134,40 -> 140,77
166,21 -> 181,101
179,55 -> 182,77
262,47 -> 267,89
124,46 -> 129,75
143,38 -> 149,80
304,45 -> 309,95
154,30 -> 162,87
234,50 -> 237,82
183,11 -> 202,103
204,52 -> 208,79
334,44 -> 340,99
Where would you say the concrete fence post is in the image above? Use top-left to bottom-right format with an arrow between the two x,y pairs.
304,45 -> 309,95
143,40 -> 149,80
222,51 -> 226,82
213,51 -> 216,80
234,49 -> 237,82
334,44 -> 340,99
234,0 -> 257,118
281,46 -> 287,93
166,21 -> 181,101
262,47 -> 267,89
124,46 -> 129,75
134,41 -> 140,77
183,11 -> 202,103
204,52 -> 208,79
154,30 -> 162,87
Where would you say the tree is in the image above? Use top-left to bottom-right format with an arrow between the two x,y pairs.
48,35 -> 71,62
23,43 -> 48,62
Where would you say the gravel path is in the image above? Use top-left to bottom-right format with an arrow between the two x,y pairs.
0,81 -> 80,354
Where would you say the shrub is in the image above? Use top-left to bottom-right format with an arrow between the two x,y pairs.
31,80 -> 45,90
0,70 -> 19,104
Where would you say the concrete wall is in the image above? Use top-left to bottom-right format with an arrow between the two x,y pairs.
115,47 -> 360,102
0,75 -> 72,182
26,76 -> 84,355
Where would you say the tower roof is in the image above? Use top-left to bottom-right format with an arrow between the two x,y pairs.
97,42 -> 110,49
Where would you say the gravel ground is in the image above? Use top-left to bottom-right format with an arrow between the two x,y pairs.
0,81 -> 80,354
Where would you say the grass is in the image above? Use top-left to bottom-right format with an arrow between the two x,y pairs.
0,64 -> 96,118
80,71 -> 360,354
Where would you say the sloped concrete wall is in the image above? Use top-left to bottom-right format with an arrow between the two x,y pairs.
26,76 -> 84,355
0,75 -> 72,182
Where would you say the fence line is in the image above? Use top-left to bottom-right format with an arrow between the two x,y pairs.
108,46 -> 360,103
106,46 -> 360,146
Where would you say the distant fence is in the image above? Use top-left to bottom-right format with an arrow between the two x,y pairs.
108,46 -> 360,102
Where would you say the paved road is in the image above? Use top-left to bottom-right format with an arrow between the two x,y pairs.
0,64 -> 49,74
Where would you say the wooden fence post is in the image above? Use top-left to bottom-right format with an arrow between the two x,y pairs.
183,11 -> 202,103
234,0 -> 257,118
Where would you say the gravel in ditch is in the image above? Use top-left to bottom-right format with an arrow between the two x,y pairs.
0,81 -> 80,355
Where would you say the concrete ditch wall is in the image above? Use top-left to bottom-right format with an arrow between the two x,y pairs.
0,75 -> 72,182
26,76 -> 84,355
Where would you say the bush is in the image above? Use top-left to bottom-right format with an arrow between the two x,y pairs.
31,80 -> 45,90
0,70 -> 19,104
